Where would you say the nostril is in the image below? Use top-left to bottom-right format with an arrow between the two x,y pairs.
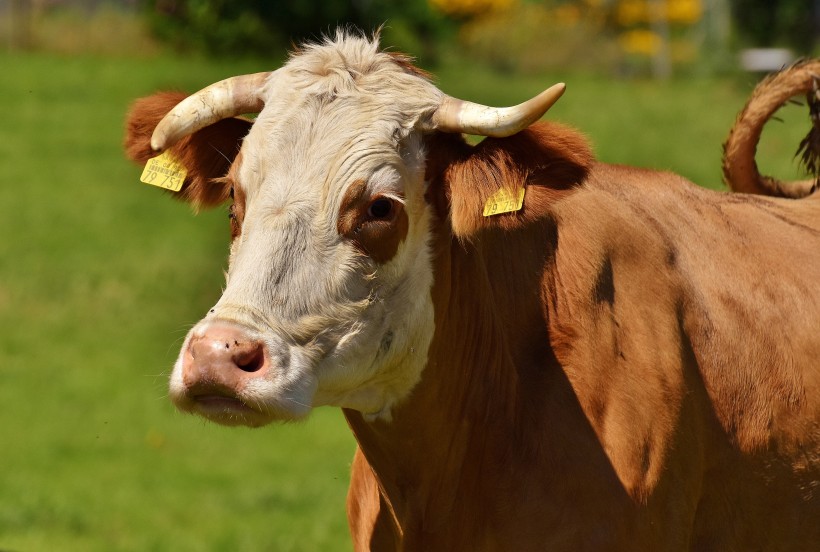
185,324 -> 268,380
232,341 -> 265,373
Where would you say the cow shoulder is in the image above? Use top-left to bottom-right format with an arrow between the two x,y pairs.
425,121 -> 594,239
124,91 -> 251,209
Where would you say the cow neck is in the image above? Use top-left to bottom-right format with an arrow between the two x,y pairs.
344,216 -> 560,536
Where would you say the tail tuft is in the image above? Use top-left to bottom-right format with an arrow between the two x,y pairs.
723,59 -> 820,198
795,76 -> 820,186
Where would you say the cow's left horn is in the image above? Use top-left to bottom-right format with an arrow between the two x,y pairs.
151,72 -> 272,151
430,82 -> 566,137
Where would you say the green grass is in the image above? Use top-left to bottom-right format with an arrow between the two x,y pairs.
0,52 -> 354,551
0,49 -> 814,551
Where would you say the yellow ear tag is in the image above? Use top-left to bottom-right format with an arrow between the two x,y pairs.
140,151 -> 187,192
483,186 -> 526,217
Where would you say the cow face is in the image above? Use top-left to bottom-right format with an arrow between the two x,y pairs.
174,52 -> 442,426
124,32 -> 566,426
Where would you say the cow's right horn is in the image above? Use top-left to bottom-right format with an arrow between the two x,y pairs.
430,82 -> 566,138
151,72 -> 272,151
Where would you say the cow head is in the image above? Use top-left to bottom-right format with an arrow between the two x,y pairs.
125,32 -> 576,427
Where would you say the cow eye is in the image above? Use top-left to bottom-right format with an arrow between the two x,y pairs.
367,198 -> 393,220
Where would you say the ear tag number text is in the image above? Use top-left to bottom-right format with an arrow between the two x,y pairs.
483,187 -> 526,217
140,151 -> 187,192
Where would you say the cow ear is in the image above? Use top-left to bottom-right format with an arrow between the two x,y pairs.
425,122 -> 594,239
124,91 -> 253,209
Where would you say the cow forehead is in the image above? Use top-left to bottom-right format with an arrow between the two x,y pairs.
236,90 -> 432,216
219,37 -> 442,235
235,117 -> 398,225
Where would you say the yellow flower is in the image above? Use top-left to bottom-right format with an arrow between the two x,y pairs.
616,0 -> 649,26
667,0 -> 702,24
429,0 -> 516,17
554,4 -> 581,25
615,0 -> 702,26
619,29 -> 662,56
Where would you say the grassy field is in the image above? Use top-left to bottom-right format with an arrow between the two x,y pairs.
0,47 -> 814,551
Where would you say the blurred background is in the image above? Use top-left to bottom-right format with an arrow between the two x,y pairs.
0,1 -> 817,550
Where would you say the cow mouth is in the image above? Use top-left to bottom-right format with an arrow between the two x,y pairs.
193,394 -> 252,411
185,384 -> 264,425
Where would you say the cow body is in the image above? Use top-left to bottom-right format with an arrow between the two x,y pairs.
345,154 -> 820,550
124,32 -> 820,551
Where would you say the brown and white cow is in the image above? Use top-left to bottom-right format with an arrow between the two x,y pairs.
125,32 -> 820,551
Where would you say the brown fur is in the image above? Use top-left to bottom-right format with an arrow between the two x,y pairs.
387,51 -> 433,82
124,91 -> 250,209
424,122 -> 594,239
346,130 -> 820,550
337,179 -> 410,264
215,152 -> 246,241
347,447 -> 400,551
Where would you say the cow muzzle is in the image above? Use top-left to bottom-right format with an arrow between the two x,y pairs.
171,320 -> 305,426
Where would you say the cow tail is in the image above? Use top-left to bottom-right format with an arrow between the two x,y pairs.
722,59 -> 820,198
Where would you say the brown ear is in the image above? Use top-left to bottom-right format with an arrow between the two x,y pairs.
124,91 -> 252,209
425,121 -> 594,238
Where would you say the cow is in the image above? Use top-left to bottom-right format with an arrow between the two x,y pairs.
124,32 -> 820,551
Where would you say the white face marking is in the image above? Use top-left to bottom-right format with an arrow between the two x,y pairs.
169,35 -> 443,425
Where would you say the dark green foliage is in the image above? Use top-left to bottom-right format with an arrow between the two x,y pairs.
731,0 -> 818,53
142,0 -> 452,61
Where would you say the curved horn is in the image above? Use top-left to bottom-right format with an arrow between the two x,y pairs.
431,82 -> 566,137
151,72 -> 272,151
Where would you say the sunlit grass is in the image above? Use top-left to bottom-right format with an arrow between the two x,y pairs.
0,47 -> 815,550
0,51 -> 354,552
